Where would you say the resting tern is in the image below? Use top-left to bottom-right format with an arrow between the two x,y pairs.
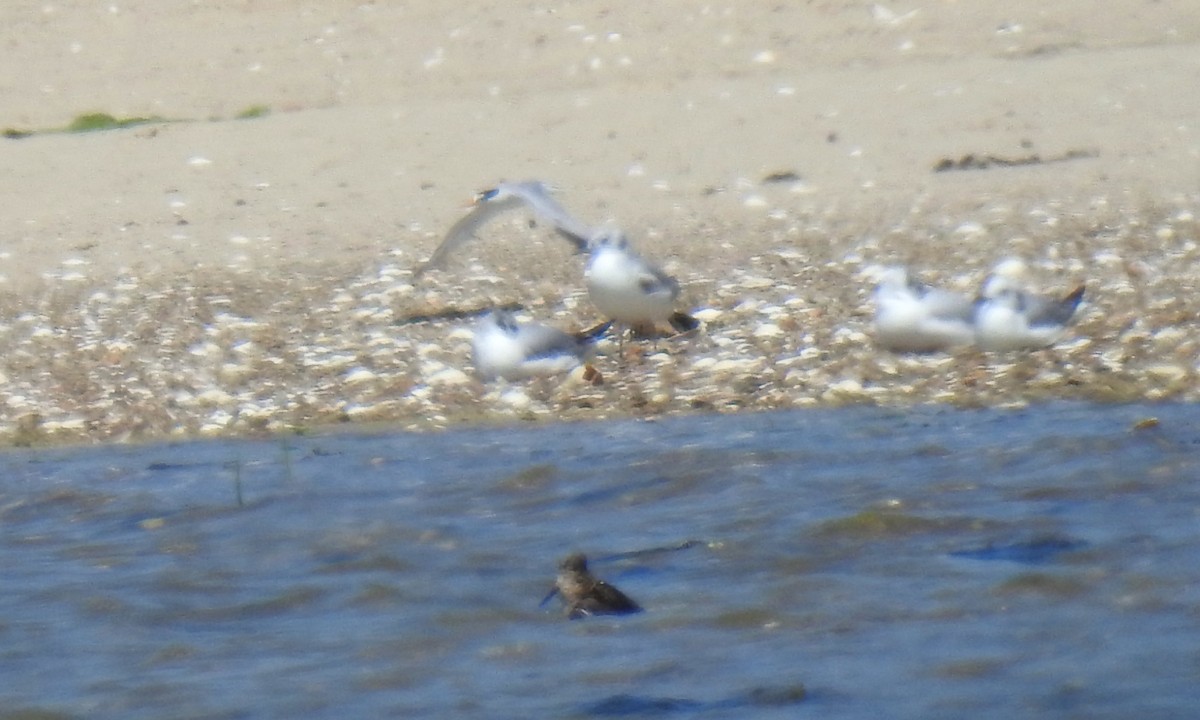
471,309 -> 610,381
870,266 -> 975,352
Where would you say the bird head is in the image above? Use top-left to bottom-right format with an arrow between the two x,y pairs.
587,228 -> 630,252
560,553 -> 589,573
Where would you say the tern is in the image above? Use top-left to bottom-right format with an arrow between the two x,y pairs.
870,266 -> 975,352
471,309 -> 610,381
974,259 -> 1085,351
974,281 -> 1085,351
557,226 -> 698,342
421,180 -> 697,340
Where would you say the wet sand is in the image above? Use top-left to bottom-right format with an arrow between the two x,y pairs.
1,2 -> 1198,443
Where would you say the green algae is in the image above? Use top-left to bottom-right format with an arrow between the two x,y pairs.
4,112 -> 168,138
3,105 -> 271,139
65,112 -> 165,133
235,104 -> 270,119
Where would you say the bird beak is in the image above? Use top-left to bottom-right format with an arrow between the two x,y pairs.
538,586 -> 560,608
467,187 -> 500,206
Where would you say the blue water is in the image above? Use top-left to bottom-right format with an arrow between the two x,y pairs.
1,402 -> 1198,719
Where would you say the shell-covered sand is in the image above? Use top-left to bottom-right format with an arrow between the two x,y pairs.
1,2 -> 1197,444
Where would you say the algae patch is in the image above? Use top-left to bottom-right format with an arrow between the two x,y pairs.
66,112 -> 165,133
4,106 -> 272,139
4,112 -> 167,138
235,104 -> 271,119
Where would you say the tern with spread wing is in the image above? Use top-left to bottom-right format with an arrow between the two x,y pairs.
421,181 -> 697,341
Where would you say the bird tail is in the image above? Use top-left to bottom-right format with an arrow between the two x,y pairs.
576,320 -> 614,343
1054,284 -> 1086,322
669,311 -> 701,334
1062,284 -> 1085,308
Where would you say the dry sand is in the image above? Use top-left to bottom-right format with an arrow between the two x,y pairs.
1,1 -> 1198,443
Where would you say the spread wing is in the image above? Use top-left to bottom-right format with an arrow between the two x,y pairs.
413,193 -> 526,278
507,182 -> 595,249
553,225 -> 591,253
414,181 -> 594,278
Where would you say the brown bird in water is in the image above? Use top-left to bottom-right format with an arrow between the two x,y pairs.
541,552 -> 642,620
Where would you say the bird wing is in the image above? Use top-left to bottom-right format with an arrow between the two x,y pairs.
636,261 -> 681,299
414,182 -> 595,277
1025,285 -> 1085,327
921,287 -> 976,323
509,182 -> 596,250
519,323 -> 585,361
575,320 -> 614,343
588,581 -> 642,614
413,193 -> 526,278
668,311 -> 699,333
553,226 -> 591,253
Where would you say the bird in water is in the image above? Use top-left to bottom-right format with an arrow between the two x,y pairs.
540,552 -> 642,620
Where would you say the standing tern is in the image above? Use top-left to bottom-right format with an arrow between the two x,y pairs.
555,227 -> 697,341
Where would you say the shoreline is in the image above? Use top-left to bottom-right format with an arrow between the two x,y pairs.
2,3 -> 1197,446
1,190 -> 1194,448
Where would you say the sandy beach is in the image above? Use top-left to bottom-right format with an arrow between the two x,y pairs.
1,1 -> 1198,444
